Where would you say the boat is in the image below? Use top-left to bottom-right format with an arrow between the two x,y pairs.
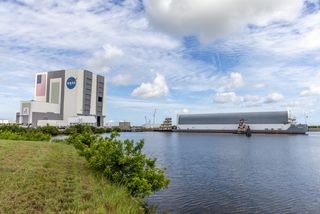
175,111 -> 307,134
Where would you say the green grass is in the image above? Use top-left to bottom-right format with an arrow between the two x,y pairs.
0,140 -> 143,214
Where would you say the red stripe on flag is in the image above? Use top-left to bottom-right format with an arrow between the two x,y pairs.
36,74 -> 46,96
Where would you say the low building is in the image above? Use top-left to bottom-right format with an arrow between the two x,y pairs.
119,122 -> 131,131
16,69 -> 106,127
0,120 -> 10,124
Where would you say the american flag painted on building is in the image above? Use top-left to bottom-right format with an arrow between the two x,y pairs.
36,74 -> 46,96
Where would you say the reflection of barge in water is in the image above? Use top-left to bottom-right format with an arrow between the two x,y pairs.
176,111 -> 308,134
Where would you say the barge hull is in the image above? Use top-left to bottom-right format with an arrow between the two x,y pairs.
174,129 -> 307,135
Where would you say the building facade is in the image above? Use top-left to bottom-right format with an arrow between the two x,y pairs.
16,69 -> 106,127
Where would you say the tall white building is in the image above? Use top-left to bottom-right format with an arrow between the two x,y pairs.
16,69 -> 106,127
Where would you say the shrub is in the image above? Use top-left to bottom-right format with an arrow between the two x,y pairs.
69,131 -> 170,197
23,130 -> 51,141
0,124 -> 52,141
0,124 -> 26,133
105,127 -> 113,133
63,124 -> 118,135
0,130 -> 51,141
37,125 -> 60,136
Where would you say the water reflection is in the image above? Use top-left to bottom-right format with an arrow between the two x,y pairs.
113,132 -> 320,213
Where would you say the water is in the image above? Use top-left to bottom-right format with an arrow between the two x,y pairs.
107,132 -> 320,213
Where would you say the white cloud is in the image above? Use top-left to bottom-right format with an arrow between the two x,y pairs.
111,74 -> 132,86
182,108 -> 189,113
87,44 -> 124,72
215,72 -> 244,91
144,0 -> 303,41
243,95 -> 262,103
300,85 -> 320,96
213,92 -> 241,103
132,73 -> 169,98
252,83 -> 266,89
265,92 -> 284,103
102,44 -> 124,59
226,72 -> 244,89
213,92 -> 262,104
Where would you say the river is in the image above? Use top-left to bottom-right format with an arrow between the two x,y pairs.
105,132 -> 320,213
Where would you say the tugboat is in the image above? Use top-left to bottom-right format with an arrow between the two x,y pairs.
236,119 -> 251,137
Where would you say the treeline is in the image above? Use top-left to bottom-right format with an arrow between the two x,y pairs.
308,125 -> 320,128
62,124 -> 121,135
0,124 -> 121,141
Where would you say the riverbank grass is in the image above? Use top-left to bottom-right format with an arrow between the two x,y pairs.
0,140 -> 143,213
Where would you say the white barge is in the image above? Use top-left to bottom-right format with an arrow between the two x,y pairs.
176,111 -> 308,134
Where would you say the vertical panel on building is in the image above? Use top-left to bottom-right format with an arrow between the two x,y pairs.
83,70 -> 92,115
90,74 -> 97,115
46,70 -> 65,120
50,81 -> 61,104
36,74 -> 46,96
96,75 -> 104,126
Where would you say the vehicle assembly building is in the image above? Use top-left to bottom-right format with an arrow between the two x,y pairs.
16,69 -> 106,127
176,111 -> 308,134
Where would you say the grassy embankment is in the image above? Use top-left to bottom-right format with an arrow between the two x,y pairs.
0,140 -> 143,213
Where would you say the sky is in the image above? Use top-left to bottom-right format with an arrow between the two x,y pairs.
0,0 -> 320,125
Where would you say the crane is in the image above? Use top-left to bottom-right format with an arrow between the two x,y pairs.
153,109 -> 157,125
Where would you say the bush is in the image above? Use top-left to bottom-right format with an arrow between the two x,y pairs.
0,130 -> 51,141
63,124 -> 117,135
37,125 -> 60,136
0,124 -> 26,133
69,131 -> 170,197
0,124 -> 52,141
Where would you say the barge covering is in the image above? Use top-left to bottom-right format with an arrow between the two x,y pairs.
176,111 -> 307,134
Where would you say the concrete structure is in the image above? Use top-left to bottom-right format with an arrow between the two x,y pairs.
16,69 -> 106,127
177,111 -> 308,134
119,122 -> 131,131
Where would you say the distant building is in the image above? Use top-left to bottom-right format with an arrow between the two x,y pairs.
0,120 -> 10,124
160,117 -> 172,130
16,69 -> 106,127
142,123 -> 161,129
119,122 -> 131,131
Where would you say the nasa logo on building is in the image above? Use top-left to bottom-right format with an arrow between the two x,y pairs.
66,77 -> 76,89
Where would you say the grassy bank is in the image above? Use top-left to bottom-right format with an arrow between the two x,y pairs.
0,140 -> 143,213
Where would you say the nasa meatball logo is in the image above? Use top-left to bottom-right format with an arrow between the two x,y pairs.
66,77 -> 76,89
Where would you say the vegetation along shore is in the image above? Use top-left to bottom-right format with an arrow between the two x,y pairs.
308,126 -> 320,132
0,124 -> 170,213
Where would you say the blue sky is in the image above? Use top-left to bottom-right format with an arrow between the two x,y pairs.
0,0 -> 320,125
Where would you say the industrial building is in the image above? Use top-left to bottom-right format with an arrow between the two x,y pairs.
119,122 -> 131,131
176,111 -> 308,134
16,69 -> 106,127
